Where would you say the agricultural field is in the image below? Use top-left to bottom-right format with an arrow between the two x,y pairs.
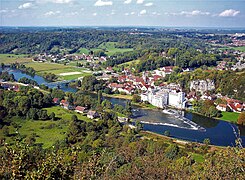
219,112 -> 239,123
77,48 -> 90,54
25,62 -> 92,80
219,46 -> 245,52
92,42 -> 134,56
0,106 -> 91,149
0,54 -> 32,64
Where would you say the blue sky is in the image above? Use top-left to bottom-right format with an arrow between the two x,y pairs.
1,0 -> 245,27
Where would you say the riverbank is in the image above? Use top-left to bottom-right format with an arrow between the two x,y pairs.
141,130 -> 223,150
186,109 -> 241,125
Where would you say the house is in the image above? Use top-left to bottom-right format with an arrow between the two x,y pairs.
60,100 -> 67,106
216,104 -> 227,112
53,98 -> 60,105
75,106 -> 87,114
87,110 -> 99,119
63,102 -> 74,110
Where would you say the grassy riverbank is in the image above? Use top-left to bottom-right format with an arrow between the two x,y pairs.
218,112 -> 239,123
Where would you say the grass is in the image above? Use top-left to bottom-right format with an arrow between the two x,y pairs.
192,153 -> 205,163
93,42 -> 134,56
103,93 -> 133,100
219,112 -> 239,123
119,59 -> 141,67
78,48 -> 90,54
25,62 -> 69,72
0,106 -> 92,149
0,54 -> 32,64
219,46 -> 245,52
45,106 -> 92,122
25,62 -> 92,80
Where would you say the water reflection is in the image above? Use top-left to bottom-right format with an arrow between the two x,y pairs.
2,68 -> 245,146
187,112 -> 219,128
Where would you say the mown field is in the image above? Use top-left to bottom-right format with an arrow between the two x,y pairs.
92,42 -> 134,56
0,106 -> 91,148
219,111 -> 239,123
25,62 -> 92,80
219,46 -> 245,52
0,54 -> 32,64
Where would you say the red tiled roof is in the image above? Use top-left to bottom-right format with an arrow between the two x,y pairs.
75,106 -> 86,111
53,98 -> 59,103
60,100 -> 66,104
228,103 -> 237,111
218,104 -> 227,108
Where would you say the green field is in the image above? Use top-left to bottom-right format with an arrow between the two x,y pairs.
45,106 -> 91,122
25,62 -> 69,71
92,42 -> 134,56
0,54 -> 32,64
192,153 -> 205,163
219,46 -> 245,52
25,62 -> 92,80
78,48 -> 90,54
0,106 -> 91,148
219,112 -> 239,123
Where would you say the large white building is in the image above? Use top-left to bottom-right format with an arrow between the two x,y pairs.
141,89 -> 185,109
169,91 -> 185,109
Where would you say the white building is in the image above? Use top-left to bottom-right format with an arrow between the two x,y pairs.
141,89 -> 185,109
190,79 -> 215,94
169,91 -> 185,109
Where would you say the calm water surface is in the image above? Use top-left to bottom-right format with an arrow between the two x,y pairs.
2,68 -> 245,147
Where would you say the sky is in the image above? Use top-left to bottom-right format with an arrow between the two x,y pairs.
0,0 -> 245,27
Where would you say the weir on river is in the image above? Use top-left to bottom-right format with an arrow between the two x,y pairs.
2,67 -> 245,147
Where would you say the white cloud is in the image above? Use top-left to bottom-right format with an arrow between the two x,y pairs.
152,12 -> 161,16
167,10 -> 210,17
124,0 -> 132,4
131,12 -> 135,15
93,13 -> 97,16
125,12 -> 129,16
37,0 -> 74,4
219,9 -> 240,17
137,0 -> 144,4
94,0 -> 113,6
0,9 -> 8,13
18,2 -> 34,9
139,9 -> 146,15
66,12 -> 78,16
44,10 -> 61,16
144,2 -> 153,7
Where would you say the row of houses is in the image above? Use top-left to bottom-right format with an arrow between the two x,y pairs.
33,53 -> 107,63
216,98 -> 244,113
53,98 -> 99,119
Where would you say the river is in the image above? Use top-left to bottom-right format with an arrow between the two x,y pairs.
2,67 -> 245,147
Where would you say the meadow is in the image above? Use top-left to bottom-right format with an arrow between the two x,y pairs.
219,46 -> 245,52
25,62 -> 92,80
0,54 -> 32,64
92,42 -> 134,56
219,111 -> 239,123
0,106 -> 91,148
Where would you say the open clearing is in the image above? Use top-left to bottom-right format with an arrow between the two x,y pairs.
25,62 -> 92,80
219,112 -> 239,123
59,72 -> 82,76
0,106 -> 91,149
92,42 -> 134,56
0,54 -> 32,64
219,46 -> 245,52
